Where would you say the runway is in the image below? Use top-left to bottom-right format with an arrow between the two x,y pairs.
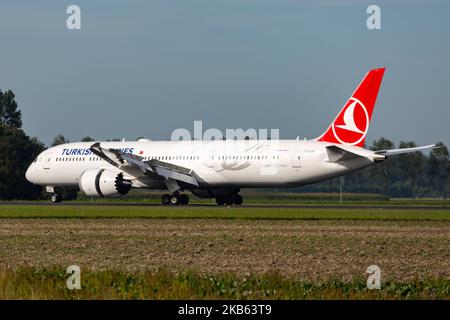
1,201 -> 449,210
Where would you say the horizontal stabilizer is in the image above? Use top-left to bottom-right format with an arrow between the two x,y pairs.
374,144 -> 436,156
326,145 -> 366,163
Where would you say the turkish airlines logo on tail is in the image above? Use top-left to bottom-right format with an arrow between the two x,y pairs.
331,97 -> 369,146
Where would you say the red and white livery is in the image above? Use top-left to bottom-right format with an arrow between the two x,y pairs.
26,68 -> 435,205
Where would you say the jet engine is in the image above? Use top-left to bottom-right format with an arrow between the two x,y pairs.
79,169 -> 132,197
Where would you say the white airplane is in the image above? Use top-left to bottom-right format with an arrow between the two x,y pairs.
26,68 -> 435,205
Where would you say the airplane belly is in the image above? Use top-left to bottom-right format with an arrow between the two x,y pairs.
195,162 -> 289,187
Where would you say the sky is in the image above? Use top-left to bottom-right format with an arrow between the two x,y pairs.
0,0 -> 449,147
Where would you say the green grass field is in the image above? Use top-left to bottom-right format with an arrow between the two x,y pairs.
1,204 -> 450,220
1,267 -> 449,299
1,203 -> 449,300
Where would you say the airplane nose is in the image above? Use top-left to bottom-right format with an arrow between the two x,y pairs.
25,165 -> 34,183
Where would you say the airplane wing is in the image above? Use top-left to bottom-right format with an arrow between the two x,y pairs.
89,142 -> 199,188
90,142 -> 153,173
374,144 -> 436,156
146,159 -> 198,186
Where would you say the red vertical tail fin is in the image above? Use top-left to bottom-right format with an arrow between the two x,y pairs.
317,68 -> 385,147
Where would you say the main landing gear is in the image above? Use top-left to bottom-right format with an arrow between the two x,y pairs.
215,194 -> 243,206
161,193 -> 189,205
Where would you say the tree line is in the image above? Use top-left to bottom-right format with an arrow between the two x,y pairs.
298,138 -> 450,198
1,89 -> 449,200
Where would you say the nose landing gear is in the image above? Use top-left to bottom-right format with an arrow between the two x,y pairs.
51,194 -> 62,203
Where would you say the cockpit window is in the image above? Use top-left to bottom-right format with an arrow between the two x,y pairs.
33,158 -> 38,163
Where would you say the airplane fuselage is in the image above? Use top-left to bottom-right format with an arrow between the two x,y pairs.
26,139 -> 375,191
24,68 -> 434,205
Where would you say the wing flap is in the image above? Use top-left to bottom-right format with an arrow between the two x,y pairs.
147,159 -> 193,175
120,153 -> 153,173
154,167 -> 198,186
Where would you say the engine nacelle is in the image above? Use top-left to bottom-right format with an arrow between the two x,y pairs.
79,169 -> 132,197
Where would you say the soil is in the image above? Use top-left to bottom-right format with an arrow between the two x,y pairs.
0,219 -> 449,281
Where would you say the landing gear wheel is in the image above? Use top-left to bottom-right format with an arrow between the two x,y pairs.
215,196 -> 225,205
170,194 -> 180,205
179,194 -> 189,205
51,194 -> 62,203
234,194 -> 243,205
161,194 -> 171,205
225,197 -> 234,206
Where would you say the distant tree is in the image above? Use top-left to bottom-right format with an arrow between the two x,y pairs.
427,142 -> 450,199
81,136 -> 95,142
397,141 -> 426,198
51,134 -> 69,147
295,138 -> 450,198
0,89 -> 22,128
107,138 -> 122,142
0,125 -> 45,199
371,137 -> 395,151
370,137 -> 395,196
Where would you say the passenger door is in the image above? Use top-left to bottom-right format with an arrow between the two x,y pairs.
291,150 -> 302,168
43,152 -> 52,170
